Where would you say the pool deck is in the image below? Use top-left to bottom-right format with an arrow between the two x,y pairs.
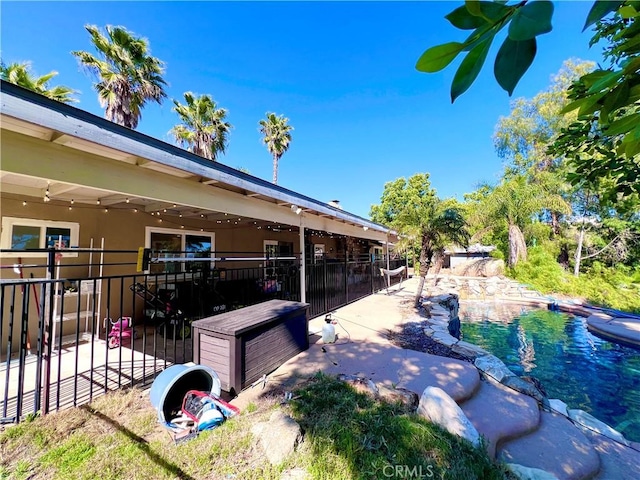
585,313 -> 640,348
232,276 -> 640,480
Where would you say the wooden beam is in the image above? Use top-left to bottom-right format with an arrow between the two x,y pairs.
200,178 -> 219,185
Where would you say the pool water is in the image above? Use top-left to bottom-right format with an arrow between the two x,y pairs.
460,303 -> 640,443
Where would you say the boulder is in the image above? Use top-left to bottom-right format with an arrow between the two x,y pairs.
474,355 -> 513,383
507,463 -> 559,480
377,384 -> 419,411
432,331 -> 458,348
417,386 -> 481,447
251,410 -> 302,465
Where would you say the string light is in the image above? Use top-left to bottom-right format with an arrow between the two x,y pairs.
22,201 -> 27,206
104,208 -> 108,213
44,182 -> 51,202
172,204 -> 177,208
70,199 -> 75,205
179,214 -> 183,218
96,199 -> 101,205
125,198 -> 130,203
133,208 -> 138,213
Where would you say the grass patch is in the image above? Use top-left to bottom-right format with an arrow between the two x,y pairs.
0,378 -> 511,479
290,373 -> 510,480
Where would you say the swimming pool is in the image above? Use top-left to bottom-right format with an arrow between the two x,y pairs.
459,303 -> 640,443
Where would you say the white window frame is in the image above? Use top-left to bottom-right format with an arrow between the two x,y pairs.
0,216 -> 79,258
145,226 -> 215,274
314,243 -> 325,263
263,240 -> 279,278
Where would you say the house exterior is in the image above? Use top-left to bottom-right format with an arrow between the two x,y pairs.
0,80 -> 399,352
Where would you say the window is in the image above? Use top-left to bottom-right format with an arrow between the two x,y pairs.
314,244 -> 325,263
0,217 -> 79,257
145,227 -> 215,274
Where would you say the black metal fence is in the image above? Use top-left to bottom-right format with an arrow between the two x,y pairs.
1,248 -> 405,423
305,255 -> 406,318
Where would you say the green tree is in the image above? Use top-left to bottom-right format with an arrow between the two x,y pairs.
370,174 -> 470,306
469,175 -> 570,267
0,61 -> 77,103
417,1 -> 639,199
494,59 -> 595,235
72,25 -> 167,129
171,92 -> 232,161
259,112 -> 293,184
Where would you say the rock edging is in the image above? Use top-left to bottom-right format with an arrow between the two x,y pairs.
421,292 -> 634,449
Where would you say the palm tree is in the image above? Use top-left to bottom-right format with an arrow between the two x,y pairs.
1,61 -> 77,103
171,92 -> 232,161
259,112 -> 293,184
72,25 -> 167,129
474,176 -> 571,267
370,174 -> 470,307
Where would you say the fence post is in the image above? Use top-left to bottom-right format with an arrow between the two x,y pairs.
370,255 -> 375,294
322,253 -> 328,315
344,251 -> 348,304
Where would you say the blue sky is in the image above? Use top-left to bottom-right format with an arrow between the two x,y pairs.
1,1 -> 602,219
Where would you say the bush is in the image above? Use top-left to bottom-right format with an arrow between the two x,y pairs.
511,247 -> 640,313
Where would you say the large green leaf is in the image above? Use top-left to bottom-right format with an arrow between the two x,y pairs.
508,1 -> 554,41
447,1 -> 512,29
416,42 -> 464,73
446,5 -> 487,29
465,0 -> 482,17
494,37 -> 537,95
605,112 -> 640,136
583,0 -> 624,31
451,37 -> 493,102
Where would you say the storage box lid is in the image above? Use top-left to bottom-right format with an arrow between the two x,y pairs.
192,299 -> 308,335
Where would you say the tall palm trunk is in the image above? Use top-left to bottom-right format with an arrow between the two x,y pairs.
414,238 -> 432,307
508,223 -> 527,267
272,155 -> 279,184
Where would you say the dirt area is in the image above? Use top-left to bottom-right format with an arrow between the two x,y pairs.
386,319 -> 472,363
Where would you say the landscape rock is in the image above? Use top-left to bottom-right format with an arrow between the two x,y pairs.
377,384 -> 419,411
280,468 -> 309,480
474,354 -> 514,383
507,463 -> 559,480
568,409 -> 629,446
502,376 -> 546,403
451,340 -> 488,360
337,374 -> 379,397
547,399 -> 568,417
417,386 -> 481,447
432,331 -> 458,348
252,410 -> 302,465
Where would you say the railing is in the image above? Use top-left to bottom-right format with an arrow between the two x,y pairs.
1,248 -> 404,423
305,255 -> 405,318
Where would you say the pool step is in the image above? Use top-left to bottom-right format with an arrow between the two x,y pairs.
460,376 -> 540,458
497,411 -> 601,480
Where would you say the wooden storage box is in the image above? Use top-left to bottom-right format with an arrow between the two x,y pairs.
192,299 -> 309,394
